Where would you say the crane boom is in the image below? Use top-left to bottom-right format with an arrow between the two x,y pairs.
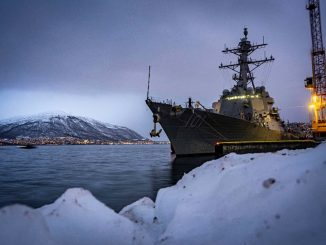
307,0 -> 326,95
305,0 -> 326,137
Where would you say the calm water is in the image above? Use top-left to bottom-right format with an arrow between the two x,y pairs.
0,145 -> 215,211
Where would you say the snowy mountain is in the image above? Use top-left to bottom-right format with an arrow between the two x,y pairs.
0,112 -> 143,140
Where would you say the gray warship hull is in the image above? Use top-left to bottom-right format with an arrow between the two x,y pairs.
146,100 -> 290,156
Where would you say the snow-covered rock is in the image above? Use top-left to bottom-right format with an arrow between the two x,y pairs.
0,205 -> 57,245
119,197 -> 160,241
153,144 -> 326,244
1,143 -> 325,245
39,188 -> 152,245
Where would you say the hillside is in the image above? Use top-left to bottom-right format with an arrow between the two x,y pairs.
0,113 -> 143,141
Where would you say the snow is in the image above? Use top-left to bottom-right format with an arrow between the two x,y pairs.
78,116 -> 122,130
0,111 -> 70,124
153,145 -> 326,244
0,205 -> 57,245
39,189 -> 152,245
1,143 -> 326,245
0,112 -> 120,130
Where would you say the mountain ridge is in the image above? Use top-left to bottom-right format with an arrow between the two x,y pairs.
0,113 -> 143,141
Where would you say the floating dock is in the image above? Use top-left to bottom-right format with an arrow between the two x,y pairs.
215,140 -> 319,156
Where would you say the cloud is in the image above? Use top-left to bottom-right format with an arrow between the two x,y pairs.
0,0 -> 324,125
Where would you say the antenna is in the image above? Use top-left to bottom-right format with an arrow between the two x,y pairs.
146,65 -> 151,100
219,28 -> 274,90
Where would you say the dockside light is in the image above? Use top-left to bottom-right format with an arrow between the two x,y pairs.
313,95 -> 317,103
225,94 -> 260,100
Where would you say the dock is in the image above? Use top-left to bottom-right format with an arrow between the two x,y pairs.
215,140 -> 319,156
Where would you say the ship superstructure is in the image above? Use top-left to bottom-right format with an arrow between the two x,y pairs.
146,29 -> 295,156
213,28 -> 283,132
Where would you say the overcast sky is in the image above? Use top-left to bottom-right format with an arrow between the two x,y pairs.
0,0 -> 325,138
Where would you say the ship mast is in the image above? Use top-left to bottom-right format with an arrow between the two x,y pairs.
219,28 -> 274,91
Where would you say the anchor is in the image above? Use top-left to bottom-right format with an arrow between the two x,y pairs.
150,114 -> 162,137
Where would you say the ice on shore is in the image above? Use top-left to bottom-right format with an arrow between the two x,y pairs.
1,143 -> 325,245
0,204 -> 57,245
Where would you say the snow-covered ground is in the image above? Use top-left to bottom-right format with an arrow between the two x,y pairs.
1,143 -> 325,245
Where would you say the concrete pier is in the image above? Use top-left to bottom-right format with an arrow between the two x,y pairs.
215,140 -> 319,156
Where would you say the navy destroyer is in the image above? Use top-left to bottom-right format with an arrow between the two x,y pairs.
146,28 -> 299,156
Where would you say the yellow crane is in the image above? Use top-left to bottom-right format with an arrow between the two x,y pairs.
305,0 -> 326,138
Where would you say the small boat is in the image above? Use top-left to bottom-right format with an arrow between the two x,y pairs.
18,144 -> 37,149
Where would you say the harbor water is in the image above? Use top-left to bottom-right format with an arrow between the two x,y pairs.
0,145 -> 215,211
